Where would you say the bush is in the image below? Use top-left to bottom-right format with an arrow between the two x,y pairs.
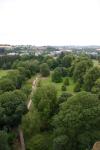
61,85 -> 66,91
74,82 -> 81,92
58,92 -> 73,104
64,77 -> 69,85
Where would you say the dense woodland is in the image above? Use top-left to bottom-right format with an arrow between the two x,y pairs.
0,52 -> 100,150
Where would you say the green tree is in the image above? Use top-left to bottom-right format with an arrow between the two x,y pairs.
53,135 -> 68,150
74,82 -> 81,92
27,133 -> 52,150
91,78 -> 100,94
22,109 -> 41,140
0,90 -> 27,129
0,79 -> 16,93
62,55 -> 73,68
57,92 -> 72,104
7,70 -> 23,89
40,63 -> 50,77
63,77 -> 69,85
73,59 -> 93,84
61,85 -> 66,91
33,85 -> 57,130
84,67 -> 100,91
47,58 -> 58,69
52,68 -> 62,83
0,130 -> 10,150
53,92 -> 100,150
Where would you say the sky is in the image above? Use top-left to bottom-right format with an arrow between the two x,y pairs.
0,0 -> 100,46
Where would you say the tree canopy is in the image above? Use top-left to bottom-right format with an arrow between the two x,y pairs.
53,92 -> 100,150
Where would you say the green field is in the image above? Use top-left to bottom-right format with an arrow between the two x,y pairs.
93,60 -> 100,67
0,70 -> 10,78
41,74 -> 75,96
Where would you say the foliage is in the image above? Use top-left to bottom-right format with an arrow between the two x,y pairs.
27,133 -> 52,150
62,55 -> 73,68
63,77 -> 69,85
40,63 -> 50,77
91,78 -> 100,94
53,92 -> 100,150
0,130 -> 10,150
0,55 -> 20,69
21,84 -> 32,98
47,58 -> 58,69
52,67 -> 62,83
61,85 -> 66,91
74,82 -> 81,92
84,67 -> 100,91
73,59 -> 93,83
0,78 -> 16,93
53,135 -> 68,150
22,108 -> 41,140
33,85 -> 57,130
57,92 -> 73,104
0,90 -> 27,129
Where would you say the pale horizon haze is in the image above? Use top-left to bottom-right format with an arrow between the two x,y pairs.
0,0 -> 100,46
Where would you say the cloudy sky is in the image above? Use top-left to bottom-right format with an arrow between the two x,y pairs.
0,0 -> 100,45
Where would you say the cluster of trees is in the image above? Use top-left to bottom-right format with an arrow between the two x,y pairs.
0,52 -> 100,149
0,55 -> 20,69
22,85 -> 100,150
22,53 -> 100,150
0,55 -> 43,149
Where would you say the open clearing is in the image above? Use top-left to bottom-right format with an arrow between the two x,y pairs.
41,74 -> 75,96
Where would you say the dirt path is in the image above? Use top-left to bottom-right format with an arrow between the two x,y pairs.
19,76 -> 39,150
27,76 -> 39,110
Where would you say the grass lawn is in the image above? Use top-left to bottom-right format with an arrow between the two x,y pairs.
0,69 -> 12,78
41,74 -> 75,96
93,60 -> 100,67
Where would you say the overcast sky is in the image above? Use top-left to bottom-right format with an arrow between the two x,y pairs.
0,0 -> 100,45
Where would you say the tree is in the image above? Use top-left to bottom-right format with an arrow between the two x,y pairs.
53,92 -> 100,150
22,109 -> 41,140
73,59 -> 93,84
0,130 -> 10,150
84,67 -> 100,91
61,85 -> 66,91
53,135 -> 68,150
62,55 -> 73,68
74,82 -> 81,92
27,133 -> 52,150
7,70 -> 24,89
40,63 -> 50,77
0,79 -> 16,93
33,85 -> 57,130
47,58 -> 58,69
52,68 -> 62,83
57,92 -> 73,104
91,78 -> 100,94
63,77 -> 69,85
61,67 -> 69,77
0,90 -> 27,129
21,84 -> 32,98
